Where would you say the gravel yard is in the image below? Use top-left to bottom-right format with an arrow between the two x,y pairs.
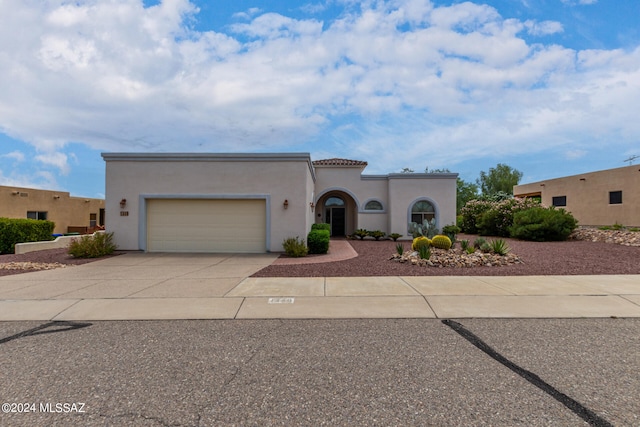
253,234 -> 640,277
1,228 -> 639,277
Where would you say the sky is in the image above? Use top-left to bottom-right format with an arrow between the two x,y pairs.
0,0 -> 639,198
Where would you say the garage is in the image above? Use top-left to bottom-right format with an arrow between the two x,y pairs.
146,198 -> 267,253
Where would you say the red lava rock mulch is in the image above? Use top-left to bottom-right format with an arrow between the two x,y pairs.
252,235 -> 640,277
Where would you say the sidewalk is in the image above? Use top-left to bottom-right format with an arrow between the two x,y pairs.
0,250 -> 639,320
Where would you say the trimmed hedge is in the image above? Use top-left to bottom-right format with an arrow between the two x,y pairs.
0,218 -> 55,254
311,223 -> 331,232
307,229 -> 330,254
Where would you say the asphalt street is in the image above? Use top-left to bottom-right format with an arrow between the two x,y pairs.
1,318 -> 638,426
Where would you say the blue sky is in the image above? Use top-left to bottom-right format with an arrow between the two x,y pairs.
1,0 -> 639,198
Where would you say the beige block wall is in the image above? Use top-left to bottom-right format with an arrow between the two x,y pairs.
0,186 -> 104,234
514,165 -> 640,226
103,154 -> 314,252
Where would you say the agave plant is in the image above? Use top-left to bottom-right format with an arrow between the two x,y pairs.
489,239 -> 510,256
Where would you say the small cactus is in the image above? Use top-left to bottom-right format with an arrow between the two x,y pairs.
431,235 -> 452,250
412,236 -> 431,251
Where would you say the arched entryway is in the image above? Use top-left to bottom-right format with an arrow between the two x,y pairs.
316,191 -> 358,237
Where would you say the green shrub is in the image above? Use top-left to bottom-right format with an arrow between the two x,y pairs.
311,223 -> 331,232
630,227 -> 640,232
477,198 -> 541,237
459,200 -> 493,234
368,230 -> 386,240
282,236 -> 308,257
509,206 -> 578,241
307,229 -> 330,254
396,243 -> 404,255
412,236 -> 431,251
68,232 -> 117,258
389,233 -> 402,241
460,239 -> 470,251
431,234 -> 452,250
0,218 -> 55,254
461,198 -> 540,236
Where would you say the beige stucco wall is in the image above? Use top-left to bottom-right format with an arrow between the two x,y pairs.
0,186 -> 104,234
102,153 -> 315,252
314,166 -> 389,235
314,166 -> 457,239
514,165 -> 640,227
388,174 -> 458,239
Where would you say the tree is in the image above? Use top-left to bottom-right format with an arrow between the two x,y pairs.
400,167 -> 414,173
456,178 -> 479,214
477,163 -> 523,196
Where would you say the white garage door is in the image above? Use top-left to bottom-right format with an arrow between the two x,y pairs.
146,199 -> 266,253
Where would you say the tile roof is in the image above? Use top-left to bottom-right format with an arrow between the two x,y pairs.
312,158 -> 368,167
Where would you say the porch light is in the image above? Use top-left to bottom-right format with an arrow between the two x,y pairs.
53,195 -> 60,199
120,198 -> 127,208
283,199 -> 289,209
309,202 -> 315,212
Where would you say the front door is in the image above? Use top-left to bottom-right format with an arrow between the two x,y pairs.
330,207 -> 346,236
324,196 -> 346,237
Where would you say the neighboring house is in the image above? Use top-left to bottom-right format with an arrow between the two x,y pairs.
101,153 -> 457,253
513,164 -> 640,227
0,185 -> 105,234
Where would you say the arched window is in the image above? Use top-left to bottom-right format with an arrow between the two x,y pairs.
364,200 -> 383,211
411,200 -> 435,224
325,196 -> 345,207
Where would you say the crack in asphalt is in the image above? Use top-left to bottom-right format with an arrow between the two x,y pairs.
0,321 -> 92,345
442,319 -> 614,427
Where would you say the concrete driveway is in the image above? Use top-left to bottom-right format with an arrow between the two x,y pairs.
1,252 -> 640,320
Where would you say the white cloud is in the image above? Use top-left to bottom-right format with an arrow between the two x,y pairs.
561,0 -> 597,5
524,20 -> 563,36
0,168 -> 59,190
1,151 -> 25,162
0,0 -> 637,180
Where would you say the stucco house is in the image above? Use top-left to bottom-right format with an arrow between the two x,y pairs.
101,153 -> 457,253
0,185 -> 104,235
514,164 -> 640,227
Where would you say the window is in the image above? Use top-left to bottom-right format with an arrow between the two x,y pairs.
609,191 -> 622,205
325,196 -> 345,207
552,196 -> 567,207
90,213 -> 97,227
27,211 -> 47,220
411,200 -> 435,224
364,200 -> 383,211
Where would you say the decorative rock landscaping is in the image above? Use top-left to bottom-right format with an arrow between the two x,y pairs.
390,248 -> 523,268
570,227 -> 640,247
0,261 -> 68,271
